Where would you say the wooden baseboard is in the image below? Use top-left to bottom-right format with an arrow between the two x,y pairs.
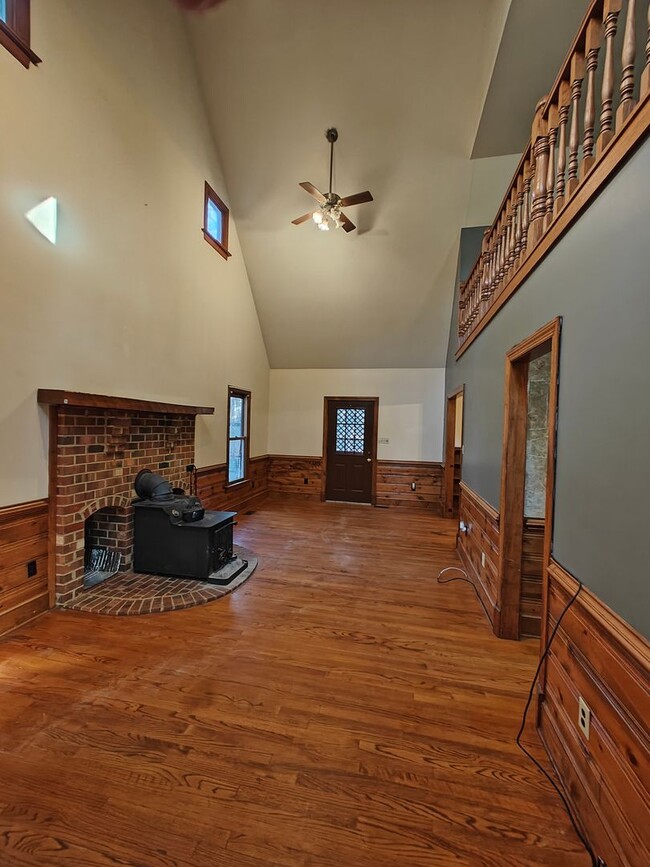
0,498 -> 50,638
538,559 -> 650,865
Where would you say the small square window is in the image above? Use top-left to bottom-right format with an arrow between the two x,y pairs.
203,182 -> 231,260
0,0 -> 41,67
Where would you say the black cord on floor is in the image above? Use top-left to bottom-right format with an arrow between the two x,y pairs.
436,566 -> 493,623
436,566 -> 603,867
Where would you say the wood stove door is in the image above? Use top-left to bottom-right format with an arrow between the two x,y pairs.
324,398 -> 378,504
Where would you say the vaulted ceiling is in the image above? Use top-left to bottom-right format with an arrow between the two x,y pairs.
187,0 -> 581,369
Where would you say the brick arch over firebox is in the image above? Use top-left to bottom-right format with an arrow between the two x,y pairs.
78,496 -> 132,521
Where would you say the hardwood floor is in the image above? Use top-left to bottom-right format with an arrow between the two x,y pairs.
0,495 -> 589,866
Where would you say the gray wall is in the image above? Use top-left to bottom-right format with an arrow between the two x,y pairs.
445,140 -> 650,638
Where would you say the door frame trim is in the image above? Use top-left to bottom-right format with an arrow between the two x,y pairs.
497,317 -> 561,641
321,396 -> 379,505
444,384 -> 464,517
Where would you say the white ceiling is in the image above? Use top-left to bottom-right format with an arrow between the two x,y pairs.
188,0 -> 512,368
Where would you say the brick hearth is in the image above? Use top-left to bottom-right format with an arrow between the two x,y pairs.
50,406 -> 196,604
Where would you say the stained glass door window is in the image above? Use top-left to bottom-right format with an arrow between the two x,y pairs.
335,408 -> 366,454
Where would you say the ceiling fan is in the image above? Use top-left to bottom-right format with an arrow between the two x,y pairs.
292,129 -> 373,233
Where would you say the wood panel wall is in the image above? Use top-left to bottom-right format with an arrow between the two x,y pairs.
0,499 -> 50,637
267,456 -> 322,497
196,455 -> 269,513
264,456 -> 444,511
520,518 -> 544,638
457,482 -> 500,628
539,559 -> 650,866
376,460 -> 443,511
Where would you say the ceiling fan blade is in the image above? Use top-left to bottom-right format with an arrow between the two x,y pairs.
291,212 -> 313,225
340,212 -> 356,233
339,190 -> 373,207
299,182 -> 327,204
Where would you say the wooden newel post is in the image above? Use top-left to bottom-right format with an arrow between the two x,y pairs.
527,97 -> 549,253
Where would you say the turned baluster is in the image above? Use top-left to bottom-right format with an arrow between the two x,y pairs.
554,82 -> 570,213
641,1 -> 650,97
513,174 -> 524,267
488,240 -> 496,296
507,189 -> 518,274
501,210 -> 512,283
544,104 -> 559,229
480,231 -> 492,301
527,97 -> 550,251
581,19 -> 601,178
498,220 -> 507,285
520,159 -> 532,254
598,1 -> 622,155
567,53 -> 584,199
617,0 -> 637,127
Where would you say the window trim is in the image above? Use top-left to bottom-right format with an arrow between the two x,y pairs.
0,0 -> 41,68
203,182 -> 231,260
226,386 -> 251,488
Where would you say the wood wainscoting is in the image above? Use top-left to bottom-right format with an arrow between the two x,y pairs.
196,455 -> 269,512
265,456 -> 444,511
520,518 -> 544,638
267,455 -> 323,497
539,559 -> 650,866
376,460 -> 443,512
457,482 -> 500,627
0,499 -> 50,637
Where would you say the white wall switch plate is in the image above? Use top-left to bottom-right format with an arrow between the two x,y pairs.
578,696 -> 591,739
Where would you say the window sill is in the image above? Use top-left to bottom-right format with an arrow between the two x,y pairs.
0,20 -> 41,67
203,230 -> 231,260
224,478 -> 249,491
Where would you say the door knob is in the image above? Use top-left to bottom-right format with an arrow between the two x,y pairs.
366,457 -> 372,462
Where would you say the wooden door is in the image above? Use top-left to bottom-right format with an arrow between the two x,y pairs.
324,398 -> 377,504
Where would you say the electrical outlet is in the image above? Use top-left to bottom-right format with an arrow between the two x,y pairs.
303,477 -> 309,485
481,552 -> 486,568
27,560 -> 37,578
578,696 -> 591,739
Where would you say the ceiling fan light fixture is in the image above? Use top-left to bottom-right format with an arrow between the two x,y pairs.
312,210 -> 323,225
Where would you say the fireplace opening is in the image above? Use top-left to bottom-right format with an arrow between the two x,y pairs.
84,506 -> 133,589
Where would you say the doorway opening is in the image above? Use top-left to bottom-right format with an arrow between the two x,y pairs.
322,397 -> 378,504
444,386 -> 464,517
497,318 -> 561,642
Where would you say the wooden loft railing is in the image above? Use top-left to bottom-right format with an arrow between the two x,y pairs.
457,0 -> 650,356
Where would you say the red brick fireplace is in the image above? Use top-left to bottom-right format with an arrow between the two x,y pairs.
39,391 -> 214,605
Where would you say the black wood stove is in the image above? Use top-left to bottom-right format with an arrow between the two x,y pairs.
133,469 -> 236,581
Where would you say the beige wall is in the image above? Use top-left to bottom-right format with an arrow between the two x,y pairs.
0,0 -> 270,507
268,369 -> 445,462
464,153 -> 521,227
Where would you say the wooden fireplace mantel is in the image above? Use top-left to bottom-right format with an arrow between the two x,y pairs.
37,389 -> 215,416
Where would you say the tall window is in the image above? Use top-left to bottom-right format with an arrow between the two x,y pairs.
0,0 -> 41,67
227,387 -> 250,484
203,182 -> 231,260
